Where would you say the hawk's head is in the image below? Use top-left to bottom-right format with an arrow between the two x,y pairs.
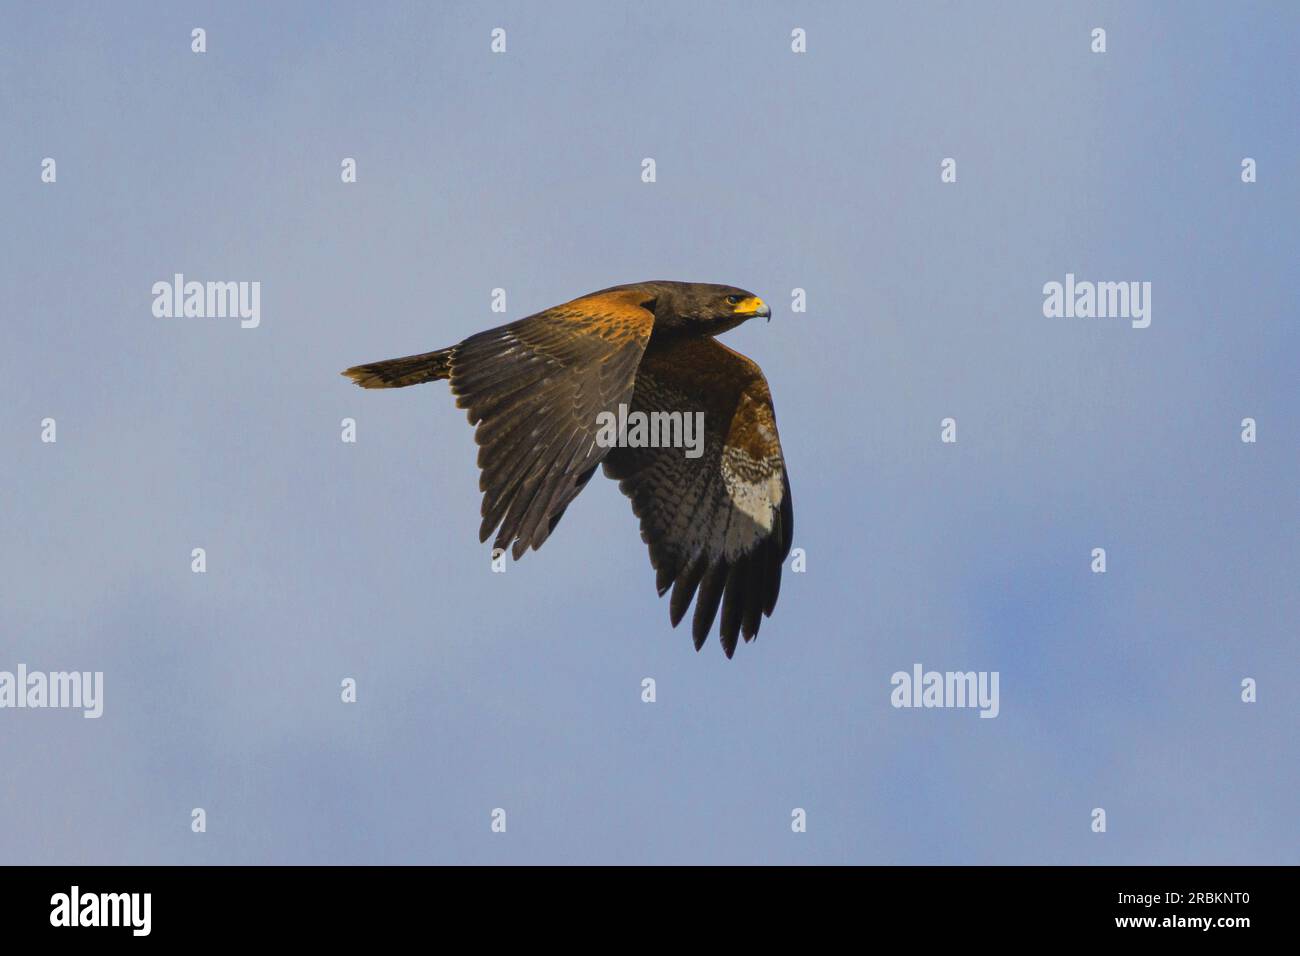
634,280 -> 771,335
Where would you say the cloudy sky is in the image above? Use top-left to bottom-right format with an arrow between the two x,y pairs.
1,1 -> 1296,864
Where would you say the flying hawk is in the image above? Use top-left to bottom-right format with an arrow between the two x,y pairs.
342,281 -> 793,657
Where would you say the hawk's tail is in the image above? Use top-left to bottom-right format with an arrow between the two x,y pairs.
342,347 -> 453,389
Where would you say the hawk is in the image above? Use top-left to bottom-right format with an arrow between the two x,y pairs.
343,281 -> 793,657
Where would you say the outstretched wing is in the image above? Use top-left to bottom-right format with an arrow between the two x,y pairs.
450,288 -> 657,559
603,337 -> 793,657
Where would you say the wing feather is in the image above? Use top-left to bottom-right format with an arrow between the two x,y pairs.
603,337 -> 793,657
448,289 -> 656,558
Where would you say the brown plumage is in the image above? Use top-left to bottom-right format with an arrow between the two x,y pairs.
342,281 -> 793,657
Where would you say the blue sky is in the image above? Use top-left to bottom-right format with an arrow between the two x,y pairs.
1,1 -> 1296,864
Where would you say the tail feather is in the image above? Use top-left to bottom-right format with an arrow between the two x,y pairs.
342,347 -> 453,389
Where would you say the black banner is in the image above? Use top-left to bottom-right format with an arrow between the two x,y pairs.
0,865 -> 1280,940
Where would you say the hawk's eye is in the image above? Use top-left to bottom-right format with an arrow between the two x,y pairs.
726,295 -> 744,305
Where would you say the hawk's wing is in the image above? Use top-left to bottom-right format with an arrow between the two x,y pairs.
450,288 -> 656,559
603,337 -> 794,657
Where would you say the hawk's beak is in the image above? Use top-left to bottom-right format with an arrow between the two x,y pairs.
736,296 -> 771,322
